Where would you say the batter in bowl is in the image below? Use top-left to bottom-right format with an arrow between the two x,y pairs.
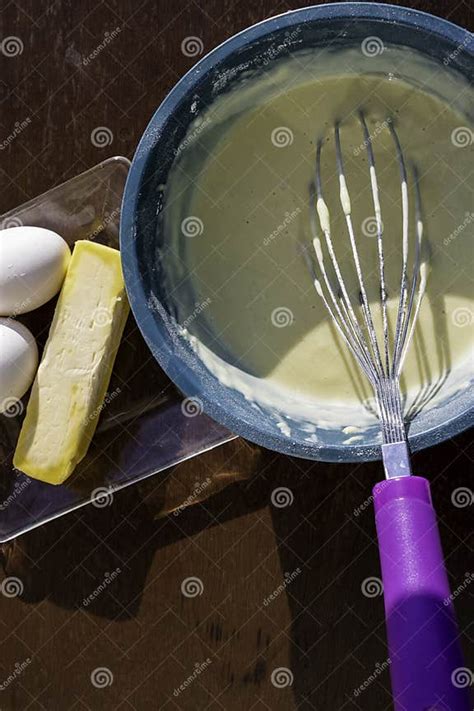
162,46 -> 473,435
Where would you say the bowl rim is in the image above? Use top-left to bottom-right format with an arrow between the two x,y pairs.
121,2 -> 473,462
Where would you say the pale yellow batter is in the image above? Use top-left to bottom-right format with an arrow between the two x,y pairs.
163,46 -> 474,430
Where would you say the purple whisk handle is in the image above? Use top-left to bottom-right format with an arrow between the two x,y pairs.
373,476 -> 471,711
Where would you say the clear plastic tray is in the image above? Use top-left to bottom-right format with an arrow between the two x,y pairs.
0,157 -> 235,542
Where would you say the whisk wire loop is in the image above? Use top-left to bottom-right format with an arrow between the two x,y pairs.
310,115 -> 426,467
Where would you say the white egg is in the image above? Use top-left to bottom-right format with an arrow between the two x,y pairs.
0,318 -> 38,413
0,226 -> 71,316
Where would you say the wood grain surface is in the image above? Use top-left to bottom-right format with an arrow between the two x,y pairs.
1,1 -> 473,709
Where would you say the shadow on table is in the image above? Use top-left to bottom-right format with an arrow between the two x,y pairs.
0,438 -> 264,620
267,452 -> 392,708
0,429 -> 471,709
269,429 -> 473,709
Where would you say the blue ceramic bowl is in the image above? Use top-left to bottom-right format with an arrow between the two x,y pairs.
120,3 -> 473,462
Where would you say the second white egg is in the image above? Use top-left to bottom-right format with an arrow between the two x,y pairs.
0,318 -> 38,414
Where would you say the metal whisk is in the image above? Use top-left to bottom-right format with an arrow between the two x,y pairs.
308,115 -> 470,711
310,113 -> 428,479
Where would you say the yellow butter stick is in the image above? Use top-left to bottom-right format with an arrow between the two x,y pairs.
13,240 -> 129,485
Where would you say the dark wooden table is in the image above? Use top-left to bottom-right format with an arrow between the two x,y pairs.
1,1 -> 472,709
